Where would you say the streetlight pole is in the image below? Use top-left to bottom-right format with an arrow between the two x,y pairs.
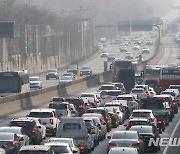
153,24 -> 161,47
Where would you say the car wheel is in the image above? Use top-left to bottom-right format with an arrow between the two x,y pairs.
52,128 -> 56,137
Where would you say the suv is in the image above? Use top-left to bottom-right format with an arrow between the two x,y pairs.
87,107 -> 112,132
9,118 -> 42,144
19,145 -> 54,154
111,82 -> 126,93
49,101 -> 72,117
56,117 -> 94,153
65,97 -> 86,116
67,65 -> 78,75
46,69 -> 59,80
80,66 -> 92,76
29,76 -> 42,89
27,108 -> 60,136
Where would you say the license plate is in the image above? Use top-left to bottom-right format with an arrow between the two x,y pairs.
118,143 -> 130,147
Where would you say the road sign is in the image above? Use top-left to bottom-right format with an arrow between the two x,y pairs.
118,21 -> 130,31
131,20 -> 153,31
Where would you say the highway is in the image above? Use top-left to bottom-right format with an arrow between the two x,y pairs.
0,33 -> 180,154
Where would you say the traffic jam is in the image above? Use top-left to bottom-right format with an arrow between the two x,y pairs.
0,62 -> 180,154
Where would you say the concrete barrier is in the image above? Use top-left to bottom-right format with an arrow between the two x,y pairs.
0,40 -> 161,117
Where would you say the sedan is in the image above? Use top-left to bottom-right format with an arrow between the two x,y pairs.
142,46 -> 150,54
107,131 -> 144,154
0,127 -> 29,147
47,137 -> 80,154
132,45 -> 140,50
59,76 -> 73,84
108,147 -> 139,154
129,125 -> 160,152
0,132 -> 21,154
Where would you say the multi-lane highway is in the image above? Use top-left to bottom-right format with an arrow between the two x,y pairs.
0,33 -> 180,154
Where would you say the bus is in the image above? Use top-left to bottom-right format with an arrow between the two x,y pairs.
112,60 -> 133,82
142,65 -> 164,93
0,70 -> 30,96
159,66 -> 180,92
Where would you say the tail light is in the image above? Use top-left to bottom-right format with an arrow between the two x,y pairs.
50,119 -> 54,124
91,126 -> 95,129
18,136 -> 24,141
173,102 -> 177,105
132,143 -> 140,146
122,87 -> 126,90
144,93 -> 147,97
9,141 -> 17,146
31,129 -> 36,134
150,118 -> 155,121
78,104 -> 83,109
130,101 -> 136,105
105,115 -> 108,120
79,145 -> 85,150
167,108 -> 172,112
157,120 -> 163,124
107,95 -> 112,99
66,110 -> 69,115
109,143 -> 117,147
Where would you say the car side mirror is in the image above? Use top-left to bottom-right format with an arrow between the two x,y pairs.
72,150 -> 78,153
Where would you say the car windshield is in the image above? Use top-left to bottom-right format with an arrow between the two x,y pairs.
19,151 -> 49,154
48,70 -> 57,73
81,67 -> 90,70
28,112 -> 53,118
68,65 -> 77,69
87,109 -> 105,117
112,132 -> 138,139
29,77 -> 39,81
132,112 -> 151,117
130,127 -> 152,134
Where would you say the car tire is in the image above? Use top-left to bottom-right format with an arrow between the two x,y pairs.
52,128 -> 56,137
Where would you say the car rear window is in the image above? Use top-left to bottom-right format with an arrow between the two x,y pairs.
132,112 -> 151,117
107,91 -> 122,96
19,151 -> 49,154
49,104 -> 68,110
112,132 -> 138,139
117,97 -> 133,101
51,146 -> 70,153
81,94 -> 94,98
130,127 -> 153,134
10,121 -> 35,130
99,86 -> 114,90
131,89 -> 144,93
0,133 -> 14,141
52,97 -> 65,102
142,103 -> 164,109
28,112 -> 53,118
87,109 -> 105,117
65,99 -> 84,107
63,123 -> 81,130
129,121 -> 149,126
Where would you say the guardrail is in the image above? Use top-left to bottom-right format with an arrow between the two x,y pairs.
0,39 -> 161,117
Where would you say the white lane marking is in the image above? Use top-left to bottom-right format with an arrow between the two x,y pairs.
162,118 -> 180,154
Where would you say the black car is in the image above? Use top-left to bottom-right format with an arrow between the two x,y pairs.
9,119 -> 42,145
129,125 -> 160,152
80,66 -> 92,76
0,132 -> 21,154
67,65 -> 78,75
46,69 -> 59,80
87,107 -> 112,132
65,97 -> 86,116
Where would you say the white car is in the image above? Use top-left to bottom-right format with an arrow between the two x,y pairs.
18,117 -> 46,139
101,50 -> 109,58
142,46 -> 150,53
59,76 -> 73,84
119,45 -> 127,52
27,108 -> 60,136
47,138 -> 80,154
29,76 -> 42,89
132,45 -> 140,50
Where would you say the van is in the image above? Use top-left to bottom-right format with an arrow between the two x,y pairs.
56,117 -> 94,153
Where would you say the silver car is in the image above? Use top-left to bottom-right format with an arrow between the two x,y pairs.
107,131 -> 144,154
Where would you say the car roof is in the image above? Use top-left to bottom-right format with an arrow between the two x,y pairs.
153,94 -> 171,97
82,113 -> 103,117
11,118 -> 35,122
133,109 -> 152,113
45,142 -> 69,146
49,101 -> 69,105
0,126 -> 22,130
48,138 -> 73,141
113,131 -> 137,135
129,118 -> 149,122
30,108 -> 55,112
29,76 -> 39,78
20,145 -> 50,151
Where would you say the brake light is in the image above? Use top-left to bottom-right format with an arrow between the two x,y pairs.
150,118 -> 155,121
105,115 -> 108,120
144,93 -> 147,97
66,110 -> 68,115
109,143 -> 116,147
112,114 -> 117,117
31,129 -> 36,134
167,108 -> 172,112
173,102 -> 176,105
132,143 -> 140,146
10,141 -> 16,146
107,95 -> 112,98
78,105 -> 83,108
91,126 -> 95,129
157,120 -> 163,124
79,145 -> 85,150
50,119 -> 54,124
122,88 -> 126,90
130,101 -> 136,105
